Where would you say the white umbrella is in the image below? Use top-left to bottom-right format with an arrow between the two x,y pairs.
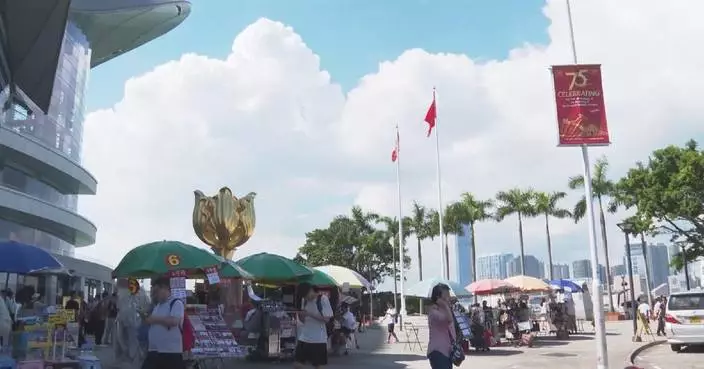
314,265 -> 371,289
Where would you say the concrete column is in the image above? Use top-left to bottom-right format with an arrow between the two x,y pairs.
46,275 -> 58,306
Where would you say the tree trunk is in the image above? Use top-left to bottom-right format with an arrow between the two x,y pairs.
640,232 -> 653,307
470,222 -> 477,283
417,238 -> 424,315
598,200 -> 615,312
392,238 -> 398,310
518,212 -> 526,275
545,213 -> 554,281
444,232 -> 450,280
417,238 -> 423,281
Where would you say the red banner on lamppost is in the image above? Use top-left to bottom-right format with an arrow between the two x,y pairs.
551,64 -> 610,146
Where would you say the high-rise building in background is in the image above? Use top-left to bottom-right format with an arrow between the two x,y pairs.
476,253 -> 513,280
0,0 -> 190,303
611,264 -> 626,277
625,242 -> 671,290
572,259 -> 592,279
625,242 -> 671,293
506,255 -> 544,279
596,264 -> 607,285
667,245 -> 702,287
455,224 -> 473,286
551,263 -> 570,279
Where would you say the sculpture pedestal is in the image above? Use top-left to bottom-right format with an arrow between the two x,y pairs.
219,278 -> 243,328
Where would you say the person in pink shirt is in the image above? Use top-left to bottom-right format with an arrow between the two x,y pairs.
427,284 -> 455,369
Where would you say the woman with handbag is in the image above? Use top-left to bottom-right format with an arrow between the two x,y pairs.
427,284 -> 464,369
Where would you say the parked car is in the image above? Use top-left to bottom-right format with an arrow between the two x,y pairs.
665,289 -> 704,352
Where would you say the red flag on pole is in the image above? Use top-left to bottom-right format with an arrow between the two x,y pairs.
424,91 -> 437,137
391,128 -> 399,162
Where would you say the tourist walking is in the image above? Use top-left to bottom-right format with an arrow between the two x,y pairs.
105,292 -> 118,344
382,302 -> 398,343
294,283 -> 333,369
140,277 -> 186,369
655,296 -> 667,336
427,284 -> 455,369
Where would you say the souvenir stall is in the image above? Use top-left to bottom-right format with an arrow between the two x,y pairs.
465,279 -> 519,345
501,276 -> 551,347
233,254 -> 340,361
111,240 -> 253,369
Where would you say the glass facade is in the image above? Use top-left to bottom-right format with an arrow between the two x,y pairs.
0,21 -> 92,257
1,22 -> 91,162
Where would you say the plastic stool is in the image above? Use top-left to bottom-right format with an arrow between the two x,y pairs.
16,360 -> 42,369
76,355 -> 101,369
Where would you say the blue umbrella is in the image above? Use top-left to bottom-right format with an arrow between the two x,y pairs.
405,277 -> 472,298
0,241 -> 63,274
549,279 -> 583,292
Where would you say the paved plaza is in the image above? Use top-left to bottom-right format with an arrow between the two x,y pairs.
94,319 -> 672,369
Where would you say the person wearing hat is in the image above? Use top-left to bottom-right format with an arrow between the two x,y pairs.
139,277 -> 185,369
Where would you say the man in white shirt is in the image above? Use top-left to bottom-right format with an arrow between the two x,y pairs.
295,283 -> 333,369
340,303 -> 359,354
635,298 -> 651,341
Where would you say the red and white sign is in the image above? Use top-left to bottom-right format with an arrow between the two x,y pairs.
551,64 -> 610,146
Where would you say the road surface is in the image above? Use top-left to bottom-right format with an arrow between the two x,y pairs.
635,342 -> 704,369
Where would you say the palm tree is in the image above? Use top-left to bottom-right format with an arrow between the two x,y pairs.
346,206 -> 380,274
427,204 -> 463,279
533,191 -> 572,280
456,193 -> 494,282
380,216 -> 411,303
408,202 -> 431,281
495,188 -> 536,275
568,156 -> 617,312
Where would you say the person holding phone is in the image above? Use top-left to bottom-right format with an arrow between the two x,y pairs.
427,284 -> 454,369
294,283 -> 333,369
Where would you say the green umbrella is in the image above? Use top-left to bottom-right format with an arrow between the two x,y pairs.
112,240 -> 222,278
218,258 -> 254,279
235,252 -> 313,282
299,269 -> 337,286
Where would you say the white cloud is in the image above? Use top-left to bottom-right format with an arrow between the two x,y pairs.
77,1 -> 704,291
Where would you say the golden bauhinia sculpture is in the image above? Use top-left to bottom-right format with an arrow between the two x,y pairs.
192,187 -> 256,259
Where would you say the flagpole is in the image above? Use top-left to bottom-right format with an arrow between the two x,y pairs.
432,88 -> 447,279
566,1 -> 608,368
395,125 -> 407,320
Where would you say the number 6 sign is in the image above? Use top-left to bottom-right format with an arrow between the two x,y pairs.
551,64 -> 610,146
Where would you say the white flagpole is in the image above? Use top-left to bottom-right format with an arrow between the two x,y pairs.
432,88 -> 447,279
566,1 -> 608,368
395,125 -> 407,319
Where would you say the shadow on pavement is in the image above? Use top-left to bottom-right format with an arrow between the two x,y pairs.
467,349 -> 523,357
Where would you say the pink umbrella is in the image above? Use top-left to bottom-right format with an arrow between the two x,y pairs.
466,279 -> 517,295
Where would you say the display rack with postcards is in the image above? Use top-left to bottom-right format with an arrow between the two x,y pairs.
453,310 -> 472,340
187,305 -> 246,358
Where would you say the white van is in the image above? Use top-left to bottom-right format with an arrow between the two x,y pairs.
666,289 -> 704,352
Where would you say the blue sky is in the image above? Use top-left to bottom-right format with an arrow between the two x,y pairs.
86,0 -> 549,111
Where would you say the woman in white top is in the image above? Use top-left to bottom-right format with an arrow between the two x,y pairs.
381,303 -> 399,343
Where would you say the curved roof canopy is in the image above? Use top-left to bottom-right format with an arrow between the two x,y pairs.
0,0 -> 72,114
69,0 -> 191,67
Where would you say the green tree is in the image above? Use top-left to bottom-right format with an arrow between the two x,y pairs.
455,193 -> 494,282
295,207 -> 395,285
407,202 -> 431,281
427,204 -> 464,279
533,191 -> 572,280
495,188 -> 536,275
379,216 -> 412,295
568,156 -> 616,312
616,140 -> 704,269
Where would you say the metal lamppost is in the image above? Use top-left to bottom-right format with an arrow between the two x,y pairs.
680,245 -> 691,291
617,222 -> 638,340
